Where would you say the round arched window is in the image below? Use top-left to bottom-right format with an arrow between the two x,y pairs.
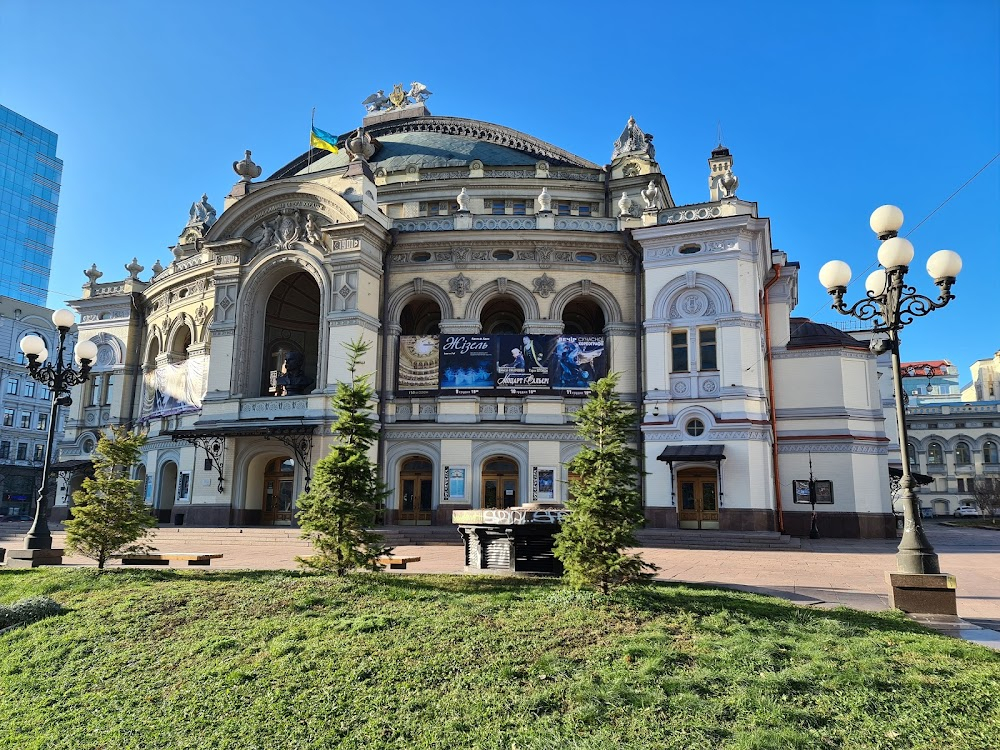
685,418 -> 706,437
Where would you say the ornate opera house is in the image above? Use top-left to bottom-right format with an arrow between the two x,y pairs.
53,85 -> 895,537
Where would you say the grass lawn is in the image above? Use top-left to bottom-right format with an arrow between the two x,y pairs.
1,570 -> 998,750
944,519 -> 1000,530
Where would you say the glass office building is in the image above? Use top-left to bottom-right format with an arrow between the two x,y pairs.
0,105 -> 62,305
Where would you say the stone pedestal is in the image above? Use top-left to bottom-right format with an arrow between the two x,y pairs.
5,548 -> 64,568
886,572 -> 958,615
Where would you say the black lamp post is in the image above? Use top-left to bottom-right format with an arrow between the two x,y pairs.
819,205 -> 962,575
18,309 -> 98,552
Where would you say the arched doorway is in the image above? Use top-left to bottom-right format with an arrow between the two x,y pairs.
260,272 -> 321,397
482,457 -> 519,509
156,461 -> 178,524
399,456 -> 433,525
677,467 -> 719,530
262,457 -> 295,526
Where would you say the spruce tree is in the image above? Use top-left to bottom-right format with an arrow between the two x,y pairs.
553,372 -> 657,593
64,427 -> 155,570
296,339 -> 391,574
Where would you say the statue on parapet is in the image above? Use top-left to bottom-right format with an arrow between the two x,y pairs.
362,89 -> 389,112
408,81 -> 432,103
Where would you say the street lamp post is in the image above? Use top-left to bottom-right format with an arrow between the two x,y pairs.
819,205 -> 962,576
16,309 -> 98,558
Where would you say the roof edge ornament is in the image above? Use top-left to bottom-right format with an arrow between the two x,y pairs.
612,116 -> 655,161
363,82 -> 432,113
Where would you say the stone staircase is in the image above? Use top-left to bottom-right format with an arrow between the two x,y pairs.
634,528 -> 801,550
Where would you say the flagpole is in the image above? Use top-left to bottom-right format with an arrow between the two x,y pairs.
307,107 -> 315,174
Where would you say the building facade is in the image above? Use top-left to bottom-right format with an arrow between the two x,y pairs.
53,92 -> 894,537
0,105 -> 62,305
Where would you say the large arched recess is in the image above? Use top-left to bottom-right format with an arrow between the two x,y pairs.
463,279 -> 540,327
234,252 -> 331,397
548,281 -> 624,330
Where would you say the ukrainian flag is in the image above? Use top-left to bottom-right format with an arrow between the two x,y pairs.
310,124 -> 339,154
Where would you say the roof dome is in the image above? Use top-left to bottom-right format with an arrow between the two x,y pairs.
269,116 -> 599,179
787,318 -> 869,350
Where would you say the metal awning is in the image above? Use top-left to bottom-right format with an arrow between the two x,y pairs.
888,464 -> 934,486
165,422 -> 319,494
656,445 -> 726,464
49,459 -> 94,472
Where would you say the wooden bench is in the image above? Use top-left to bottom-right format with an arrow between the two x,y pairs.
378,555 -> 421,570
120,552 -> 224,567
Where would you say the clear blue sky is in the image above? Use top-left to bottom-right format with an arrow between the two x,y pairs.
2,0 -> 997,380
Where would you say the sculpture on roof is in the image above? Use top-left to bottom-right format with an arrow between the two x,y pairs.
362,89 -> 389,112
187,193 -> 217,229
612,116 -> 655,160
362,82 -> 433,113
408,81 -> 432,103
718,167 -> 739,198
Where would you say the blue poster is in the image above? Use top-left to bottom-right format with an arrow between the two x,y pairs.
440,335 -> 493,393
548,335 -> 607,394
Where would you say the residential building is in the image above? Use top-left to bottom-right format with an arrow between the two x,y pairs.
52,90 -> 894,537
0,105 -> 62,305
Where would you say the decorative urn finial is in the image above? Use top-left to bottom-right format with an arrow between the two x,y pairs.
84,263 -> 103,288
233,150 -> 262,182
125,257 -> 144,280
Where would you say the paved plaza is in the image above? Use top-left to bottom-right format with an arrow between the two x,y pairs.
3,520 -> 999,647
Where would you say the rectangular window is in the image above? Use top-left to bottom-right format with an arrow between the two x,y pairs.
104,374 -> 114,406
957,478 -> 965,492
699,328 -> 718,371
2,408 -> 13,426
955,422 -> 966,428
0,441 -> 9,459
490,199 -> 506,215
578,204 -> 592,216
19,412 -> 31,429
39,385 -> 50,400
6,378 -> 17,395
557,203 -> 571,216
37,412 -> 47,430
16,443 -> 27,461
512,200 -> 526,216
90,375 -> 103,406
33,444 -> 44,462
671,330 -> 689,373
24,381 -> 34,398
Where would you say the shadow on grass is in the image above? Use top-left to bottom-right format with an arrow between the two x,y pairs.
2,566 -> 940,640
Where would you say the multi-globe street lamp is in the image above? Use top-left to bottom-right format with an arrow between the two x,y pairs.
819,205 -> 962,576
17,309 -> 98,554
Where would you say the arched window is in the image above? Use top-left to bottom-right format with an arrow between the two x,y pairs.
562,298 -> 605,335
480,297 -> 524,334
169,326 -> 192,360
955,442 -> 972,464
400,298 -> 441,336
985,441 -> 999,464
907,444 -> 917,465
927,442 -> 944,464
261,272 -> 321,397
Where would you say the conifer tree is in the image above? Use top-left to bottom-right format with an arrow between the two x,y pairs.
64,427 -> 155,570
296,339 -> 391,574
553,372 -> 657,593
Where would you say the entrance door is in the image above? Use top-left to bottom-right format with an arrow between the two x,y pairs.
677,468 -> 719,530
399,457 -> 433,525
482,457 -> 518,509
262,457 -> 295,526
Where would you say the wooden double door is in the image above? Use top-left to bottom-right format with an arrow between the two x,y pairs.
677,468 -> 719,530
400,457 -> 433,525
482,457 -> 518,510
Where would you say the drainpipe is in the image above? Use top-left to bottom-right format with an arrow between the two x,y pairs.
623,230 -> 646,519
763,263 -> 784,533
376,228 -> 398,523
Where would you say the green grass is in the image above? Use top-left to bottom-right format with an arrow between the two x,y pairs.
1,570 -> 998,750
944,519 -> 1000,530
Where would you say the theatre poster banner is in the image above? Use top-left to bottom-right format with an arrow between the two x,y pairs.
402,334 -> 607,397
139,354 -> 209,420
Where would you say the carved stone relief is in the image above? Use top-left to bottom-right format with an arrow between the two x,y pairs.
449,273 -> 472,298
532,274 -> 556,298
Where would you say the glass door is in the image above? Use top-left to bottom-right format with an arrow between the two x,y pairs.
676,468 -> 720,530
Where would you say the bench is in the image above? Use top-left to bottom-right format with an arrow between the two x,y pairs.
378,555 -> 421,570
120,552 -> 224,567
